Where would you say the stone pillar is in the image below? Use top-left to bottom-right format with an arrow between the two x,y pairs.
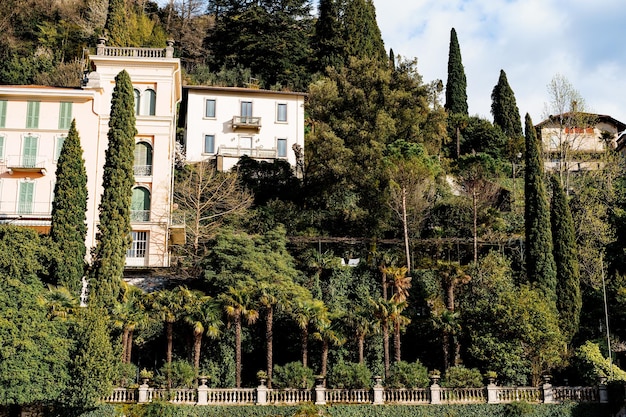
599,378 -> 609,404
542,383 -> 554,404
138,382 -> 149,404
257,384 -> 268,405
96,37 -> 106,56
196,377 -> 209,405
486,383 -> 499,404
430,381 -> 441,405
166,40 -> 175,58
372,376 -> 384,405
314,377 -> 326,405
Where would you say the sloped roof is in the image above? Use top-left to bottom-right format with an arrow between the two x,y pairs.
535,112 -> 626,132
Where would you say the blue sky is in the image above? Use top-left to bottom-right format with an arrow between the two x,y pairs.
372,0 -> 626,125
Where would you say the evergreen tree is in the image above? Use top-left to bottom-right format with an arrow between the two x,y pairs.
491,69 -> 523,157
90,70 -> 136,308
342,0 -> 387,65
445,28 -> 468,115
105,0 -> 130,47
550,176 -> 581,343
524,114 -> 557,300
50,119 -> 87,297
313,0 -> 344,73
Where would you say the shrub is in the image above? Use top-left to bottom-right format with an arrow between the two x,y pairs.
273,362 -> 314,389
157,360 -> 195,388
327,361 -> 372,389
386,360 -> 429,388
442,365 -> 483,388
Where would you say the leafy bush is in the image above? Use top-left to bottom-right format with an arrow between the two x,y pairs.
156,360 -> 195,388
573,341 -> 626,384
327,361 -> 372,389
442,365 -> 483,388
386,360 -> 429,388
273,361 -> 314,389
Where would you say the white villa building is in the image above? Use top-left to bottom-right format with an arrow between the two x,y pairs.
179,86 -> 305,173
0,39 -> 182,268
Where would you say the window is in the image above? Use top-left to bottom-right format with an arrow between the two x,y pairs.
18,181 -> 34,214
277,103 -> 287,122
204,134 -> 215,154
241,101 -> 253,121
58,102 -> 72,130
0,100 -> 7,128
142,89 -> 156,116
205,99 -> 216,118
127,231 -> 148,258
277,138 -> 287,158
131,187 -> 151,222
55,136 -> 66,162
134,89 -> 141,115
22,135 -> 38,167
134,142 -> 153,175
240,137 -> 252,155
0,135 -> 5,160
26,101 -> 40,129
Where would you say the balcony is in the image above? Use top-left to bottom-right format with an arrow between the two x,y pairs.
0,201 -> 51,217
218,146 -> 278,159
6,155 -> 47,175
131,210 -> 151,222
232,116 -> 262,131
134,165 -> 153,176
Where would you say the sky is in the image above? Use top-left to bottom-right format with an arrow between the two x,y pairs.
371,0 -> 626,125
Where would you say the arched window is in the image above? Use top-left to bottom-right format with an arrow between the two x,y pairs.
133,89 -> 141,115
142,89 -> 156,116
134,142 -> 153,175
131,187 -> 151,222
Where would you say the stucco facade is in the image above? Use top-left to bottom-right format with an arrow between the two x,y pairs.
0,40 -> 181,269
179,86 -> 305,173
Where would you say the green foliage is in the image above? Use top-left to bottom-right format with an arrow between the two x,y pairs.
327,361 -> 372,389
272,361 -> 315,389
313,0 -> 344,72
158,360 -> 195,388
90,70 -> 137,309
105,0 -> 130,47
550,176 -> 581,343
573,341 -> 626,384
386,360 -> 429,388
458,116 -> 508,159
235,156 -> 301,205
442,366 -> 483,388
50,119 -> 88,296
524,114 -> 557,301
491,69 -> 523,158
445,28 -> 468,115
342,0 -> 387,65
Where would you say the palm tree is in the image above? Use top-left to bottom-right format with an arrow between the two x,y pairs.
313,319 -> 345,382
436,261 -> 470,367
113,283 -> 148,364
371,298 -> 392,378
388,300 -> 410,363
292,297 -> 329,368
183,289 -> 222,378
345,305 -> 373,364
432,309 -> 461,370
219,285 -> 259,388
44,284 -> 79,321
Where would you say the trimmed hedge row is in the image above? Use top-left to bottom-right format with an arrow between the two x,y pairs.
79,402 -> 612,417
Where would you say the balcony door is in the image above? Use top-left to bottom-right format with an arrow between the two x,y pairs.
241,101 -> 252,123
22,136 -> 38,167
240,137 -> 252,156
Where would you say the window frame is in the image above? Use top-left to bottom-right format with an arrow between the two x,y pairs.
277,138 -> 288,158
58,102 -> 73,130
205,99 -> 216,118
204,134 -> 215,154
18,181 -> 35,214
54,135 -> 66,162
127,231 -> 148,258
276,103 -> 287,122
26,101 -> 40,129
0,135 -> 5,161
0,100 -> 7,128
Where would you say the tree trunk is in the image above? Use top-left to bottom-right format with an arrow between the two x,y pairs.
358,334 -> 365,364
266,305 -> 273,388
382,270 -> 388,301
472,189 -> 478,263
402,186 -> 411,272
235,316 -> 242,388
443,330 -> 450,371
301,327 -> 309,368
383,322 -> 390,379
394,317 -> 401,363
193,331 -> 202,375
126,328 -> 134,364
453,334 -> 461,366
166,321 -> 173,388
321,340 -> 329,382
121,328 -> 129,363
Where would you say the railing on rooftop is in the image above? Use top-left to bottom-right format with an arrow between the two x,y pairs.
95,38 -> 175,59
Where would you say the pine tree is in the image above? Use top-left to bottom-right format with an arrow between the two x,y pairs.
50,119 -> 88,297
90,70 -> 136,308
342,0 -> 387,65
524,114 -> 557,300
550,176 -> 581,343
491,69 -> 522,138
105,0 -> 130,47
314,0 -> 344,72
445,28 -> 468,115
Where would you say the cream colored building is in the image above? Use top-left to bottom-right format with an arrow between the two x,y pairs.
179,86 -> 305,173
0,39 -> 181,268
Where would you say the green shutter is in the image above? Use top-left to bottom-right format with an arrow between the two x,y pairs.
58,102 -> 72,129
23,136 -> 38,167
26,101 -> 40,129
0,136 -> 4,159
55,136 -> 65,161
0,101 -> 7,128
18,182 -> 34,214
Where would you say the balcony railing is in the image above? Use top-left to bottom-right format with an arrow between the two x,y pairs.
134,165 -> 153,176
131,210 -> 151,222
0,201 -> 51,217
6,155 -> 47,174
218,146 -> 278,159
232,116 -> 262,130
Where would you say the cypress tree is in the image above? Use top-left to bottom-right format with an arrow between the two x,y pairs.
104,0 -> 130,47
90,70 -> 136,308
524,114 -> 557,300
445,28 -> 468,115
314,0 -> 344,72
342,0 -> 387,64
50,119 -> 87,296
550,176 -> 581,343
491,69 -> 522,139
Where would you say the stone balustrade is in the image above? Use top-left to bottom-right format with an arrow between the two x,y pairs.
103,379 -> 609,406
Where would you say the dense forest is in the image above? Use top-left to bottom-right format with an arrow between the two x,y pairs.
2,0 -> 626,415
